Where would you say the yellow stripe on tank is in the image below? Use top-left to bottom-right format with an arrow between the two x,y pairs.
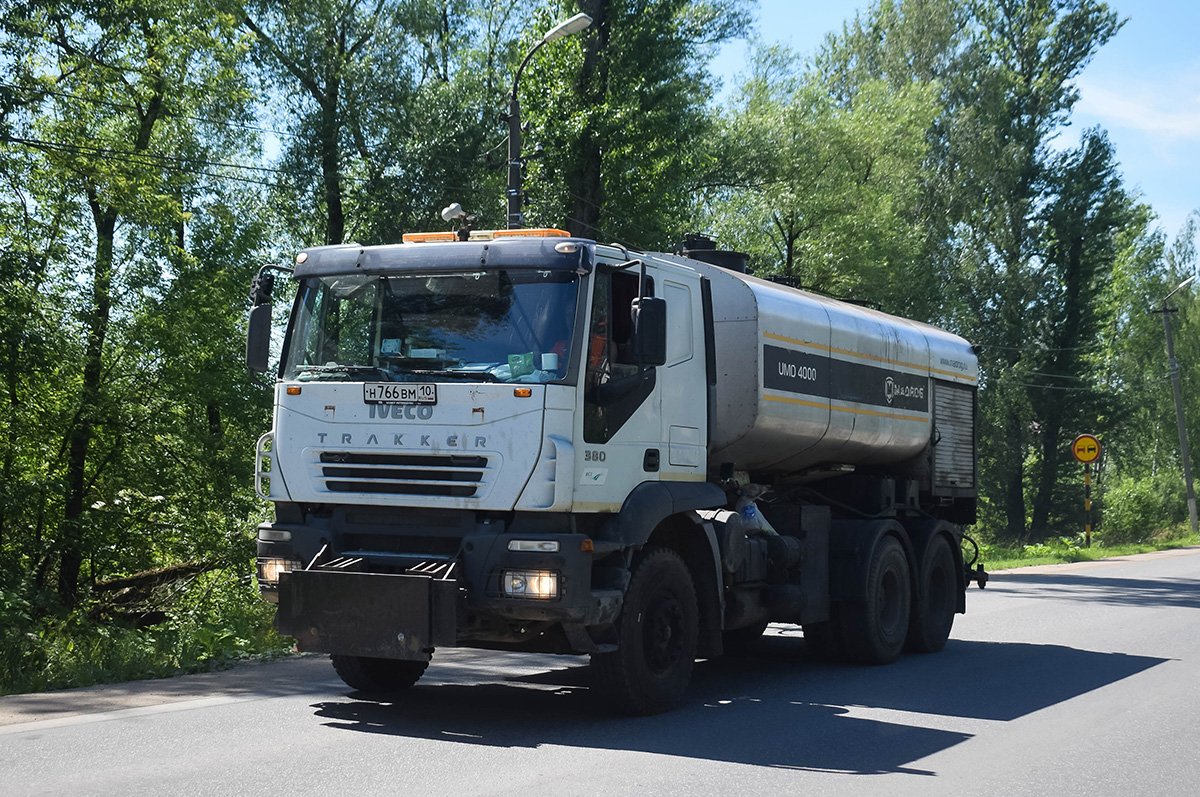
762,331 -> 977,383
763,393 -> 929,423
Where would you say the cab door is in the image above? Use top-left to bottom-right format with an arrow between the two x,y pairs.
659,273 -> 707,482
573,263 -> 665,509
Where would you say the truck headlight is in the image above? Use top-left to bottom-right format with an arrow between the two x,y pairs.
257,557 -> 302,586
502,569 -> 559,600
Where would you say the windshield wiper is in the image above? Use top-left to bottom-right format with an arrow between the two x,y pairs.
295,364 -> 392,380
401,368 -> 501,383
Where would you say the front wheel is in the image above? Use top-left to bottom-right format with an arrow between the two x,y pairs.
331,655 -> 429,693
591,547 -> 699,715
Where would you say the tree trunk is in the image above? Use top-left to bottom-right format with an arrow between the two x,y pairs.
565,0 -> 609,239
59,197 -> 116,605
207,401 -> 223,444
321,94 -> 345,245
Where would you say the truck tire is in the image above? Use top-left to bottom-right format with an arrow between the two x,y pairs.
591,547 -> 699,715
841,535 -> 910,664
905,534 -> 957,653
331,655 -> 429,693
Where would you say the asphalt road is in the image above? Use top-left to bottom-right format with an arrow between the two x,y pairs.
4,547 -> 1200,796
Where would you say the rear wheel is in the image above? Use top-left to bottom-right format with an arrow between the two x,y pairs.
331,655 -> 429,692
906,535 -> 957,653
841,535 -> 911,664
592,547 -> 699,715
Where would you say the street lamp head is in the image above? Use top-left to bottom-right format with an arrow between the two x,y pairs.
542,13 -> 592,43
1164,274 -> 1197,303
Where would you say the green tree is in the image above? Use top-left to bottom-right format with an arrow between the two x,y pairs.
519,0 -> 748,247
0,0 -> 256,604
701,45 -> 940,312
242,0 -> 522,245
1026,128 -> 1136,534
960,0 -> 1122,540
814,0 -> 1128,540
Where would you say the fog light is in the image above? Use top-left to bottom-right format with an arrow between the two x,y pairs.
502,569 -> 559,599
507,539 -> 560,552
257,556 -> 302,585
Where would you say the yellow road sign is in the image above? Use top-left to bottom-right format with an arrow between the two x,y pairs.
1072,434 -> 1101,464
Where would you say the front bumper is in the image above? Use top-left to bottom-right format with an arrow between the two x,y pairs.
263,520 -> 624,657
276,569 -> 458,660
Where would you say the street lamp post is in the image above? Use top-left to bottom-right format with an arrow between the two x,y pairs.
1155,274 -> 1199,535
506,13 -> 592,229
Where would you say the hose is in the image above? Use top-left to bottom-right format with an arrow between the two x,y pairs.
961,532 -> 980,568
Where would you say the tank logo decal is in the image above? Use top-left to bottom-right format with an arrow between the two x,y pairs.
763,344 -> 930,413
763,331 -> 976,382
885,377 -> 925,405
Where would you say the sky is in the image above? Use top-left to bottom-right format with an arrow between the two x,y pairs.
710,0 -> 1200,243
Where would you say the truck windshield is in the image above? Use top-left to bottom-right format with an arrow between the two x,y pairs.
282,269 -> 579,383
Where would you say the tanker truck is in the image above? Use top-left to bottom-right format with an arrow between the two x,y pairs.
246,228 -> 983,715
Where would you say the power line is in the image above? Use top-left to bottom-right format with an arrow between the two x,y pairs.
1,134 -> 318,179
974,342 -> 1102,353
0,81 -> 302,139
3,134 -> 299,190
1013,374 -> 1173,392
2,134 -> 510,200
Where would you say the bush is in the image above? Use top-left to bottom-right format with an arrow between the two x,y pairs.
0,569 -> 291,696
1098,472 -> 1186,544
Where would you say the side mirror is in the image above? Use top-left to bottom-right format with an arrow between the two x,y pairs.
631,296 -> 667,367
246,303 -> 273,373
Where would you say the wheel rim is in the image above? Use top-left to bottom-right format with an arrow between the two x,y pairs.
643,590 -> 685,676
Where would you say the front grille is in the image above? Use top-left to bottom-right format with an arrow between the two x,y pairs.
340,533 -> 461,558
314,451 -> 492,498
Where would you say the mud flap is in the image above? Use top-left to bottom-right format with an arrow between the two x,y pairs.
276,570 -> 458,661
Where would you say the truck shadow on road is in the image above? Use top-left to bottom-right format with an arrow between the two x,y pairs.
309,632 -> 1164,775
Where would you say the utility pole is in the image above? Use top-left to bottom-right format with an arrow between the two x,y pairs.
1153,275 -> 1199,535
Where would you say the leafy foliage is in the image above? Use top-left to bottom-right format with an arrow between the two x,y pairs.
701,45 -> 939,312
0,0 -> 1197,694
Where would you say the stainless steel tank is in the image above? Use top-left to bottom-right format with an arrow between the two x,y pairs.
680,261 -> 977,474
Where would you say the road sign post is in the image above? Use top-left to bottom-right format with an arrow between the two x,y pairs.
1072,435 -> 1101,547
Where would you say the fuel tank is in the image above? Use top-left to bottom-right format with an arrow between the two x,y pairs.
681,261 -> 977,474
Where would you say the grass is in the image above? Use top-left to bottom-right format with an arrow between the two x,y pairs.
975,530 -> 1200,571
0,571 -> 294,697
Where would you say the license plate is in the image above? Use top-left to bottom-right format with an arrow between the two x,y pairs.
363,383 -> 437,405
